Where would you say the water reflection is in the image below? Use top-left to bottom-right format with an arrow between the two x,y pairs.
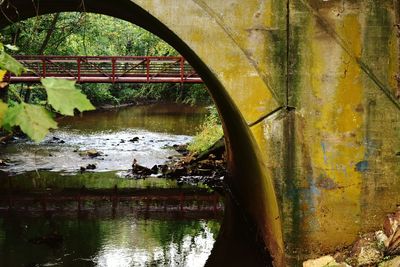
58,103 -> 207,135
0,173 -> 223,266
0,215 -> 220,267
0,103 -> 222,266
93,220 -> 217,267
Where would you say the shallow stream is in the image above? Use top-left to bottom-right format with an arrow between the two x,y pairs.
0,103 -> 222,267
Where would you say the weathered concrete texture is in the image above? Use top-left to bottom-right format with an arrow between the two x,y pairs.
1,0 -> 400,266
267,0 -> 400,265
0,0 -> 286,265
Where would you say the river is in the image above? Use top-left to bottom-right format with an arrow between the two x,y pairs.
0,103 -> 223,267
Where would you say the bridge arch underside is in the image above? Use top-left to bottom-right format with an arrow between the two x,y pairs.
3,1 -> 400,267
0,0 -> 283,266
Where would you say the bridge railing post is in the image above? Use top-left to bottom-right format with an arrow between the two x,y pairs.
42,58 -> 46,78
77,57 -> 81,82
146,57 -> 150,82
180,57 -> 184,83
111,58 -> 116,83
10,55 -> 202,83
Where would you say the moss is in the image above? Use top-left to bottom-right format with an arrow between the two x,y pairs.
266,0 -> 288,104
362,1 -> 392,82
288,0 -> 312,107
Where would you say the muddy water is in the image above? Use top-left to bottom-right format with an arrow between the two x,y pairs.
0,103 -> 223,267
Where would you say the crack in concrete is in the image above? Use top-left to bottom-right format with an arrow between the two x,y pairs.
248,106 -> 296,127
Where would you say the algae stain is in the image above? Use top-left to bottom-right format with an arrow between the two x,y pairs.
355,160 -> 369,172
299,12 -> 365,249
320,141 -> 328,164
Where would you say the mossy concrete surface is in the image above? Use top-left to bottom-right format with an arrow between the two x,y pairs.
1,1 -> 400,266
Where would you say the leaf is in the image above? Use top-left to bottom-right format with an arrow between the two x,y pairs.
41,78 -> 95,116
0,100 -> 7,126
0,69 -> 6,81
0,52 -> 25,75
3,102 -> 58,142
4,44 -> 19,51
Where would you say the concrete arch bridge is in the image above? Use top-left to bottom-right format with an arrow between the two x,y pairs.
1,1 -> 400,266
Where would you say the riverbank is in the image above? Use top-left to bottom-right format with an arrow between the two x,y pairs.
95,99 -> 159,110
126,139 -> 226,190
0,102 -> 226,192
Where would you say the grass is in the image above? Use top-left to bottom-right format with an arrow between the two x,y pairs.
188,106 -> 223,154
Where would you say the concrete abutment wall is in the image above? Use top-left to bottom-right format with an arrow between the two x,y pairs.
1,1 -> 400,266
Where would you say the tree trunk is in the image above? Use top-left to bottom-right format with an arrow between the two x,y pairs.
24,13 -> 60,103
38,13 -> 60,54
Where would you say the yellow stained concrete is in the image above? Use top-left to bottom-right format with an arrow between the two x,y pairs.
1,0 -> 400,266
308,13 -> 364,248
134,0 -> 282,121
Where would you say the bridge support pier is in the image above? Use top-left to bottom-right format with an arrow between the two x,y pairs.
1,1 -> 400,266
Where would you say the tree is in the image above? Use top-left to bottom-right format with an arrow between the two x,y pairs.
0,12 -> 210,108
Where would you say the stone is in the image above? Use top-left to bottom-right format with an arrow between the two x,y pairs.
375,230 -> 388,246
303,255 -> 349,267
350,233 -> 384,266
173,144 -> 188,154
129,137 -> 140,142
51,136 -> 65,144
150,165 -> 158,174
86,164 -> 96,170
379,256 -> 400,267
131,159 -> 152,176
86,149 -> 101,158
383,208 -> 400,255
357,246 -> 383,266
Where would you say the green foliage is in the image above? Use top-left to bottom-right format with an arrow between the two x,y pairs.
112,87 -> 137,103
206,220 -> 221,239
182,84 -> 212,105
0,13 -> 211,142
81,84 -> 120,106
3,102 -> 57,142
125,83 -> 211,105
1,13 -> 211,106
2,13 -> 177,57
0,43 -> 25,75
0,100 -> 7,125
42,78 -> 95,115
0,53 -> 25,75
188,107 -> 223,153
0,42 -> 95,142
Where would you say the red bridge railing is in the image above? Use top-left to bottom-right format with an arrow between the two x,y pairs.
7,55 -> 203,84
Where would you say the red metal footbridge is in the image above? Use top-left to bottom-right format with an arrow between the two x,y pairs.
6,55 -> 203,84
